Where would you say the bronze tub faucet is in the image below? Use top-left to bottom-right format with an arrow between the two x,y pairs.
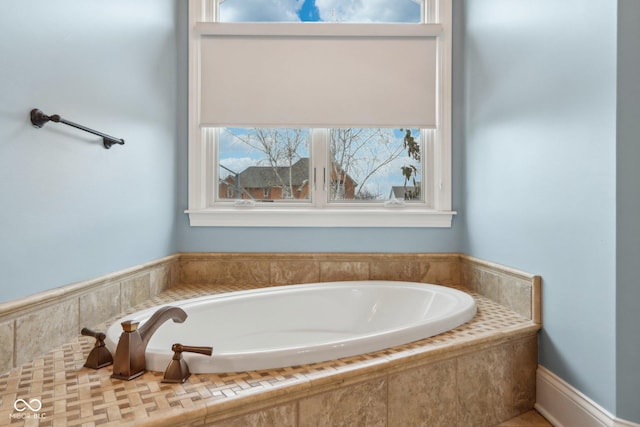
111,306 -> 187,380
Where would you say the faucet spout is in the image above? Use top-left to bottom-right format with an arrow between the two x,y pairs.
138,306 -> 188,349
111,306 -> 187,380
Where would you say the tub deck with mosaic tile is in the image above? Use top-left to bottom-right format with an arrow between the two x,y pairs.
0,281 -> 539,427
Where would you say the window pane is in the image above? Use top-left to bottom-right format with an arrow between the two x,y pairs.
329,128 -> 422,202
219,0 -> 421,23
218,128 -> 311,201
318,0 -> 421,23
220,0 -> 302,22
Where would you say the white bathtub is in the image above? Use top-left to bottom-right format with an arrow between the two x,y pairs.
105,281 -> 476,374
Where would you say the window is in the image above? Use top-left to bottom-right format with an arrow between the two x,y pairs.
218,128 -> 311,202
187,0 -> 453,227
327,128 -> 424,202
217,127 -> 427,203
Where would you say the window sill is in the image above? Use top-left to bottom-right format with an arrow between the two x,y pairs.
185,207 -> 456,228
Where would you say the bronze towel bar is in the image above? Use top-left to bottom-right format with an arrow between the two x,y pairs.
30,108 -> 125,149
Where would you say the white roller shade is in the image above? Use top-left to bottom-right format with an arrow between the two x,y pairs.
197,23 -> 440,128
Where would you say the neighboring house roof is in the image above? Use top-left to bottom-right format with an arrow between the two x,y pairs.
231,158 -> 310,188
389,184 -> 421,199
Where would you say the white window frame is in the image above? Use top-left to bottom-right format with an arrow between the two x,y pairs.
186,0 -> 454,227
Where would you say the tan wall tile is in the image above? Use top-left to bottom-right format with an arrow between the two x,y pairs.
461,263 -> 482,292
171,260 -> 181,287
121,273 -> 150,312
475,271 -> 532,320
500,276 -> 532,320
370,259 -> 429,282
450,258 -> 463,284
299,377 -> 387,426
460,256 -> 539,322
424,261 -> 460,285
270,261 -> 320,285
0,319 -> 14,373
478,270 -> 503,303
512,336 -> 537,412
15,298 -> 78,366
365,254 -> 462,284
457,344 -> 514,426
150,264 -> 173,296
180,259 -> 270,286
389,358 -> 458,426
79,282 -> 121,329
210,403 -> 296,427
320,261 -> 370,282
179,259 -> 217,284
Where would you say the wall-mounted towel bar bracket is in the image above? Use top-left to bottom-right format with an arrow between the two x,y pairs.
30,108 -> 125,149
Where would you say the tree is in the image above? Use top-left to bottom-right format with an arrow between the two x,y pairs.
400,129 -> 421,200
226,128 -> 308,198
330,128 -> 405,200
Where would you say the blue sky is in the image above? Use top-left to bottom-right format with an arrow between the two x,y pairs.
298,0 -> 320,21
219,0 -> 421,23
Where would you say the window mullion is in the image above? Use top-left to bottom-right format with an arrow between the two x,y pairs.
311,129 -> 329,208
423,130 -> 435,208
208,0 -> 218,22
424,0 -> 436,24
207,128 -> 218,206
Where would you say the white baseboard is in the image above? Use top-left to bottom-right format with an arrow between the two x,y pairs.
536,365 -> 640,427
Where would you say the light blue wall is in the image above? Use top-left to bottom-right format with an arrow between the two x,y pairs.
0,1 -> 180,302
461,0 -> 618,415
616,0 -> 640,421
176,225 -> 461,253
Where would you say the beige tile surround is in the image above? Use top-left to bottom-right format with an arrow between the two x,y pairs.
460,255 -> 541,323
0,256 -> 179,373
0,252 -> 540,376
0,252 -> 541,426
177,252 -> 540,324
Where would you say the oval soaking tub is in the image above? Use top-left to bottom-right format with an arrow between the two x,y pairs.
105,281 -> 476,374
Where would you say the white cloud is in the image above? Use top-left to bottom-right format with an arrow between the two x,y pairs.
219,0 -> 420,23
220,0 -> 304,22
219,157 -> 256,177
314,0 -> 420,23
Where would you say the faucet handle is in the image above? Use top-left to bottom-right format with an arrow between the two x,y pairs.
81,327 -> 113,369
177,344 -> 214,356
162,343 -> 213,383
